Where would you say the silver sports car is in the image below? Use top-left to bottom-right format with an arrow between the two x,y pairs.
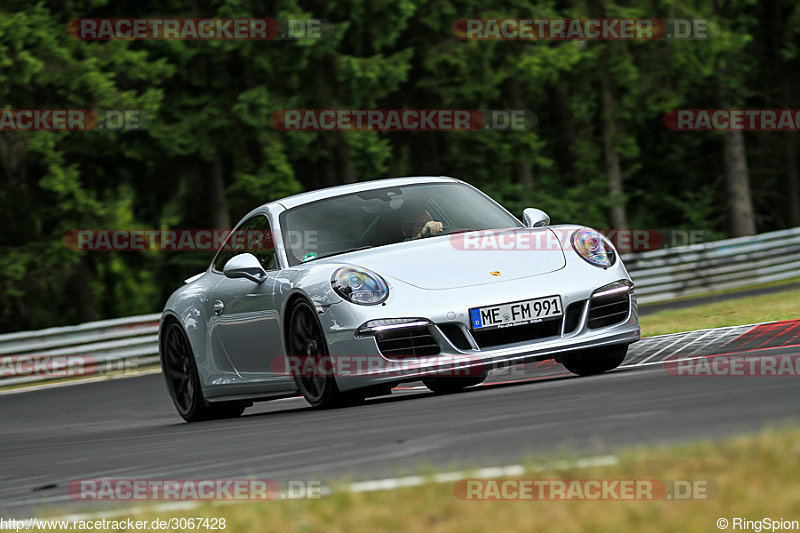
159,176 -> 640,421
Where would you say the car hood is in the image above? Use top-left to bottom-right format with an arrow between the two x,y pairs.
337,228 -> 567,290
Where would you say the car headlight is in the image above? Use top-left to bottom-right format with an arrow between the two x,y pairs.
571,228 -> 616,268
331,267 -> 389,305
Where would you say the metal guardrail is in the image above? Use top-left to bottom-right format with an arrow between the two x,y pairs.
621,226 -> 800,304
0,314 -> 161,387
1,227 -> 798,386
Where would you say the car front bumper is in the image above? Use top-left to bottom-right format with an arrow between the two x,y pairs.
317,264 -> 640,392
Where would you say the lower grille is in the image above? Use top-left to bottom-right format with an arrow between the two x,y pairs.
471,317 -> 562,349
438,323 -> 473,350
587,293 -> 630,328
564,300 -> 585,334
375,326 -> 440,358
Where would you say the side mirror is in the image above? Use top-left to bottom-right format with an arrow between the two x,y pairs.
522,208 -> 550,228
223,253 -> 267,284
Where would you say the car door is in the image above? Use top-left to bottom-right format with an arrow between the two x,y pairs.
208,214 -> 289,381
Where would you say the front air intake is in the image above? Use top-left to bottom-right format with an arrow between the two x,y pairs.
375,326 -> 441,358
438,323 -> 473,350
587,293 -> 630,328
563,300 -> 585,334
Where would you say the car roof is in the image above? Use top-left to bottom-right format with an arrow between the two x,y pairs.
270,176 -> 462,211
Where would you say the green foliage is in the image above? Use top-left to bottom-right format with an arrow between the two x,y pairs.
1,0 -> 797,330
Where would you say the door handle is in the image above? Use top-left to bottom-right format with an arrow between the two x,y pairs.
213,300 -> 224,316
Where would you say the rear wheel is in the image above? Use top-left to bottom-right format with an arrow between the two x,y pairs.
559,345 -> 628,376
288,300 -> 364,408
423,375 -> 486,394
162,322 -> 247,422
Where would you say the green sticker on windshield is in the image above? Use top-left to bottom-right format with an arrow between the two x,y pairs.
301,252 -> 317,262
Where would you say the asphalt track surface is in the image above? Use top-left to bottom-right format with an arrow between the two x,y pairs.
1,319 -> 799,515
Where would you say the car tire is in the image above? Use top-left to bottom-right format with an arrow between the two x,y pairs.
423,376 -> 486,394
288,300 -> 364,409
559,345 -> 628,376
161,322 -> 248,422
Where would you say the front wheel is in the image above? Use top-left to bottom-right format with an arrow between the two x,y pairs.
288,300 -> 364,409
161,322 -> 248,422
559,345 -> 628,376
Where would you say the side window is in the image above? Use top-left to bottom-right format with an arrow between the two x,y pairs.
247,215 -> 278,270
212,215 -> 278,272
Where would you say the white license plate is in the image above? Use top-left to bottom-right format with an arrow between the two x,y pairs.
470,295 -> 563,331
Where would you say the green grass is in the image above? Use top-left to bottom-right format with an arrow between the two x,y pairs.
93,425 -> 800,532
640,288 -> 800,337
639,276 -> 800,305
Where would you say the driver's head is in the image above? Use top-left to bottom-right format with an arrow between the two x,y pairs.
400,208 -> 432,238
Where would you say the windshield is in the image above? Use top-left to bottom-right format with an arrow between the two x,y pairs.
280,182 -> 522,266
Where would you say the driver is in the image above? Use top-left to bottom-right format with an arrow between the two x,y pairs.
400,208 -> 443,240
